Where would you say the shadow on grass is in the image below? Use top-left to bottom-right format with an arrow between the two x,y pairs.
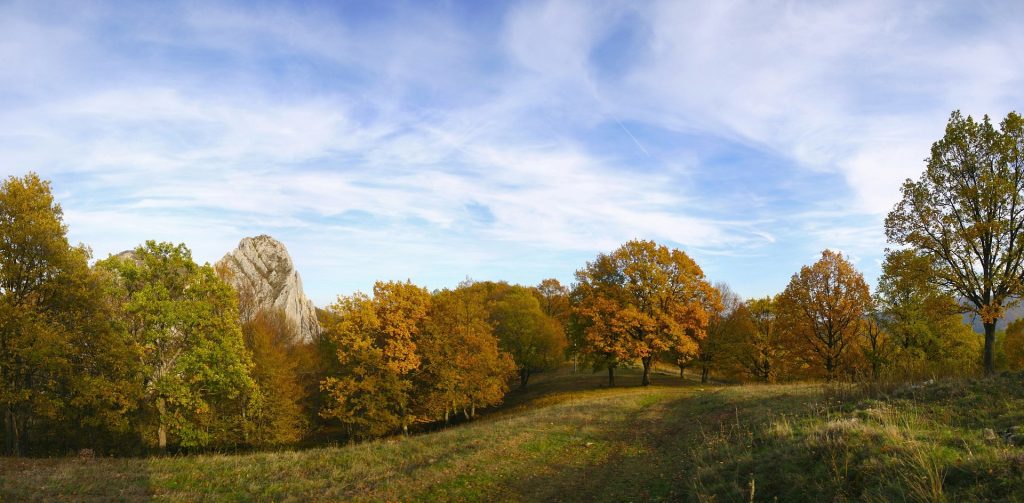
0,455 -> 154,502
499,383 -> 823,502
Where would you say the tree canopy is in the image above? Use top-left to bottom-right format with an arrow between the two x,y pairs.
97,241 -> 259,451
886,111 -> 1024,374
1,173 -> 139,455
573,240 -> 719,386
777,249 -> 871,381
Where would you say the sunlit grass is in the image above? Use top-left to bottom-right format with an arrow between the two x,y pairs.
3,369 -> 1024,501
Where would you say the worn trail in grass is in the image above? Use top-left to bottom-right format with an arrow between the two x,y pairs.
0,371 -> 822,502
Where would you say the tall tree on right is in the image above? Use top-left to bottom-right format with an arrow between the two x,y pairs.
885,111 -> 1024,374
777,250 -> 871,381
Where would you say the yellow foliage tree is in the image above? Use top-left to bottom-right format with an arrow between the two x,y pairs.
1003,319 -> 1024,371
416,287 -> 515,422
320,281 -> 430,438
243,309 -> 308,445
1,173 -> 140,455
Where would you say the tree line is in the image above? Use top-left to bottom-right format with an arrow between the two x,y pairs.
2,109 -> 1022,456
0,178 -> 570,455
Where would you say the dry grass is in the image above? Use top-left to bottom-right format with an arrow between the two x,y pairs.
4,370 -> 1024,501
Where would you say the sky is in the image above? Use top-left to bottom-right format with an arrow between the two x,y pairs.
2,0 -> 1023,306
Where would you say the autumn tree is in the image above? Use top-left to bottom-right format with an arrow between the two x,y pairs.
242,309 -> 308,445
855,315 -> 893,381
886,110 -> 1024,374
692,283 -> 748,383
320,281 -> 430,438
731,296 -> 785,383
1,173 -> 140,455
777,250 -> 871,381
416,287 -> 515,422
533,278 -> 571,323
1003,319 -> 1024,371
490,286 -> 567,389
574,240 -> 719,386
98,241 -> 259,451
534,278 -> 578,369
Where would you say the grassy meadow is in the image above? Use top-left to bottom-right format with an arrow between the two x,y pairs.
3,367 -> 1024,502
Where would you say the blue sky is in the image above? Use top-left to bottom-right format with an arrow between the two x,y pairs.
2,0 -> 1023,306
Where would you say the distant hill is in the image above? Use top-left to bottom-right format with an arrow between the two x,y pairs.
963,300 -> 1024,332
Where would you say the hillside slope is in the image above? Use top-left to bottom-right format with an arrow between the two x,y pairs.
2,370 -> 1023,501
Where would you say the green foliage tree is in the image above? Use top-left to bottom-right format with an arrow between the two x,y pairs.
854,315 -> 892,381
320,281 -> 430,438
490,286 -> 567,389
533,278 -> 571,323
875,249 -> 981,377
1,173 -> 139,456
534,278 -> 579,369
573,240 -> 719,386
777,250 -> 872,381
97,241 -> 259,451
886,110 -> 1024,374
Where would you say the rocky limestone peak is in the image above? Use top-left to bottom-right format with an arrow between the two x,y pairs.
216,235 -> 321,343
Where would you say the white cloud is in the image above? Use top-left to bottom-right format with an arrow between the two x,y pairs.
4,0 -> 1024,302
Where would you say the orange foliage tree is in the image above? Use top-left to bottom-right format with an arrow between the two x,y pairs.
777,250 -> 872,381
573,240 -> 719,386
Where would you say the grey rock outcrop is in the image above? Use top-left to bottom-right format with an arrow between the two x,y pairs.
216,235 -> 321,343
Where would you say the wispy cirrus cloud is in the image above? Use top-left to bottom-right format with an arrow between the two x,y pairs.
2,0 -> 1023,303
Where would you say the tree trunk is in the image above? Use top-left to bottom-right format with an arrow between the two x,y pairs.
156,397 -> 168,453
3,408 -> 11,456
4,408 -> 21,457
679,366 -> 685,380
470,403 -> 476,418
641,356 -> 653,386
519,368 -> 530,390
608,365 -> 615,387
984,321 -> 996,375
701,365 -> 709,384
